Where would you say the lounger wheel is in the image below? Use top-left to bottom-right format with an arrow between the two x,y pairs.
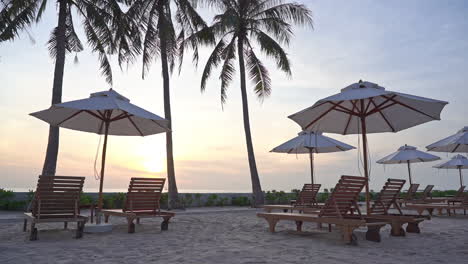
161,220 -> 169,231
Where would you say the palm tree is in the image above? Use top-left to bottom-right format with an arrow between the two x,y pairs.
129,0 -> 212,209
200,0 -> 312,206
0,0 -> 135,176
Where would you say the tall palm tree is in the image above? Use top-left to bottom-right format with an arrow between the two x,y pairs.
0,0 -> 136,176
129,0 -> 212,209
200,0 -> 312,206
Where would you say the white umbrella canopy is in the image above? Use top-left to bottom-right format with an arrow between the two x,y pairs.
271,131 -> 355,184
434,154 -> 468,187
31,89 -> 169,136
30,89 -> 170,219
426,127 -> 468,153
288,80 -> 449,213
376,145 -> 440,184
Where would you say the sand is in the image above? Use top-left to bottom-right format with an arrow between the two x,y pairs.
0,208 -> 467,264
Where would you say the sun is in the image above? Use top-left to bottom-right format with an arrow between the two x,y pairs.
143,157 -> 165,173
136,140 -> 166,174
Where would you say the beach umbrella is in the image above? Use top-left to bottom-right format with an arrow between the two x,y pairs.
376,145 -> 440,185
426,126 -> 468,153
434,154 -> 468,187
30,89 -> 170,217
271,131 -> 355,184
288,80 -> 448,213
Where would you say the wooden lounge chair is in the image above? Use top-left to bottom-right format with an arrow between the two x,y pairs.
264,184 -> 322,213
258,176 -> 388,245
23,175 -> 88,241
397,183 -> 419,206
425,186 -> 465,204
101,178 -> 175,233
365,178 -> 427,236
406,193 -> 468,216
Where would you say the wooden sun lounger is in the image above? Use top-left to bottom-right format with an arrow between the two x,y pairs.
23,175 -> 88,241
264,184 -> 322,213
101,178 -> 175,233
291,184 -> 321,206
258,176 -> 388,245
424,186 -> 466,204
406,194 -> 468,216
365,178 -> 428,236
404,185 -> 434,204
397,183 -> 419,206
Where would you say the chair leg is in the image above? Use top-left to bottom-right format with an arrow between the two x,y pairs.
104,215 -> 110,223
64,222 -> 68,230
295,221 -> 303,232
29,222 -> 38,241
136,218 -> 140,224
90,206 -> 94,223
75,222 -> 84,239
127,218 -> 135,233
390,222 -> 405,237
366,225 -> 383,242
266,218 -> 279,232
23,219 -> 27,232
161,216 -> 171,231
406,222 -> 421,233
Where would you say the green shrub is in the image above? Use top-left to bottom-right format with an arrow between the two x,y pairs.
103,193 -> 126,209
264,190 -> 295,205
160,193 -> 168,208
183,194 -> 193,207
216,197 -> 229,206
80,194 -> 95,206
205,194 -> 218,206
194,193 -> 202,206
231,196 -> 250,206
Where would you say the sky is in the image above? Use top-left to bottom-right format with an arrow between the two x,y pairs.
1,0 -> 467,193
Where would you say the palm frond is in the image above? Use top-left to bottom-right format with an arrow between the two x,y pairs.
0,0 -> 39,41
200,38 -> 226,91
245,45 -> 271,101
252,29 -> 291,75
253,2 -> 313,28
219,37 -> 236,105
82,18 -> 113,85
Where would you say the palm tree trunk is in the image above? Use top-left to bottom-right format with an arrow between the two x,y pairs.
41,0 -> 67,176
158,1 -> 180,209
237,37 -> 264,207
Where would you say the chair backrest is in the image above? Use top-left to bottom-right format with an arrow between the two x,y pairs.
319,176 -> 367,218
369,178 -> 406,215
296,184 -> 321,205
33,175 -> 85,219
455,186 -> 466,198
123,178 -> 165,213
421,185 -> 434,199
405,184 -> 420,200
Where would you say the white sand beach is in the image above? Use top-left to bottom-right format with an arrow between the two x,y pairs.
1,208 -> 467,264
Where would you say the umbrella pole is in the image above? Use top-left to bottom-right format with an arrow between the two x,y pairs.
97,122 -> 110,224
459,167 -> 463,187
309,149 -> 314,184
407,161 -> 412,185
360,111 -> 370,215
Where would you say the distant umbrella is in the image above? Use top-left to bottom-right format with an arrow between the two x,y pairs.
426,126 -> 468,153
376,145 -> 440,185
434,154 -> 468,187
30,89 -> 170,219
288,80 -> 448,213
271,131 -> 355,184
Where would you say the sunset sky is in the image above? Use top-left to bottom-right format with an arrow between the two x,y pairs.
1,0 -> 467,193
